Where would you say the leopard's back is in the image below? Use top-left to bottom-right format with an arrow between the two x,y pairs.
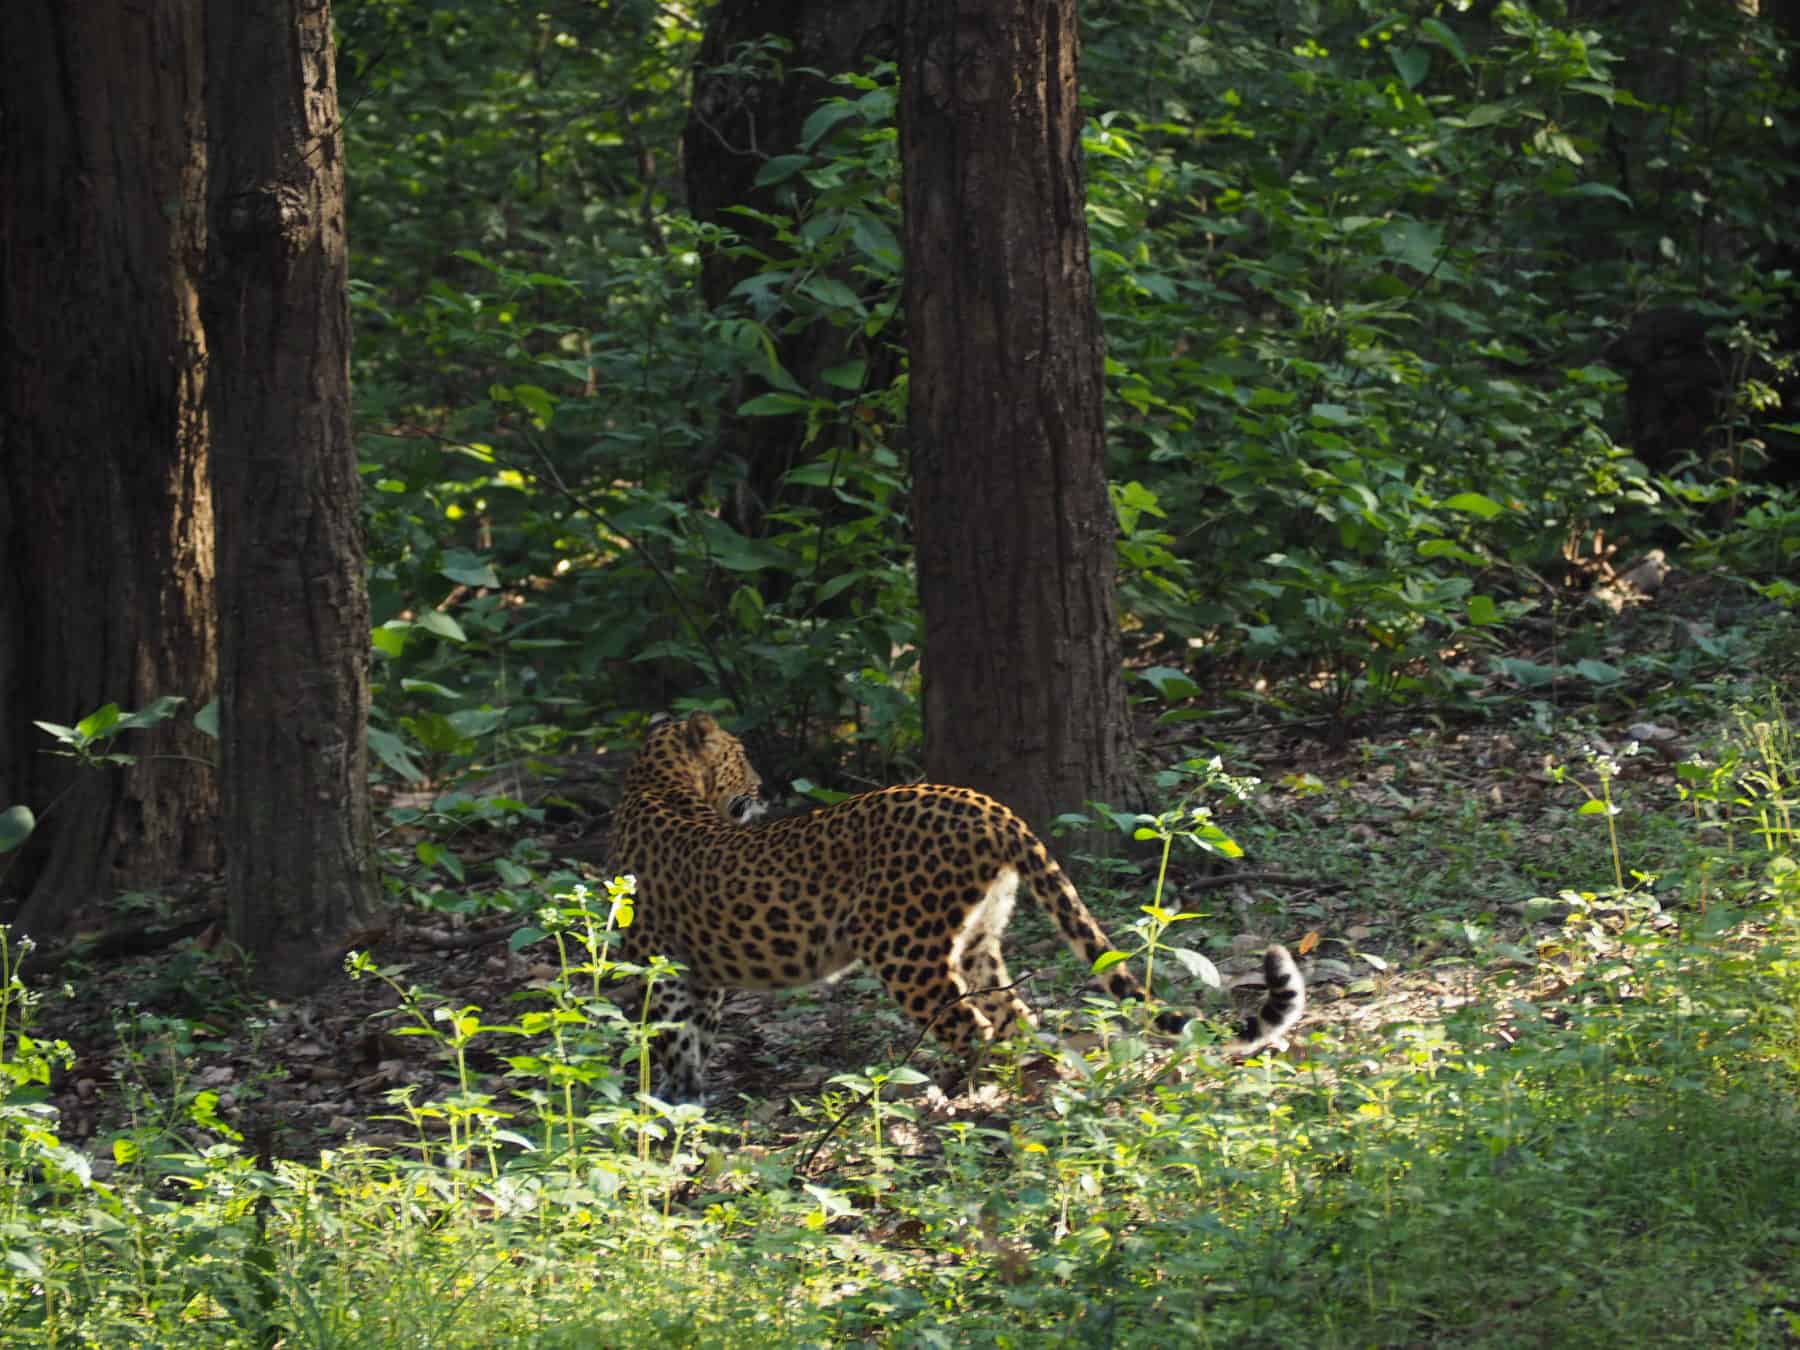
612,781 -> 1038,992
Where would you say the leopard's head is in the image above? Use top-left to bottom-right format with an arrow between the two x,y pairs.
627,711 -> 767,823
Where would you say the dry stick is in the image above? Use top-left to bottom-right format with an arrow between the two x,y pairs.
794,970 -> 1045,1179
23,912 -> 221,975
1183,869 -> 1333,892
397,922 -> 521,953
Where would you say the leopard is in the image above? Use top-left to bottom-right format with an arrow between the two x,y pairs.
607,710 -> 1305,1102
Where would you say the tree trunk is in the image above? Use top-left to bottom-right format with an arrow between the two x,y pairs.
683,0 -> 898,544
0,2 -> 218,934
898,0 -> 1138,840
202,0 -> 378,993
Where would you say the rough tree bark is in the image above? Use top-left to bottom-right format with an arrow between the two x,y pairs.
0,2 -> 218,933
201,0 -> 379,991
898,0 -> 1138,839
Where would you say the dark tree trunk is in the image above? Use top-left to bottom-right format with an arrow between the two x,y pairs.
898,0 -> 1138,840
682,0 -> 897,540
202,0 -> 378,993
0,2 -> 218,934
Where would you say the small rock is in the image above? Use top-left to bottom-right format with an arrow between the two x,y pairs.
1617,549 -> 1670,596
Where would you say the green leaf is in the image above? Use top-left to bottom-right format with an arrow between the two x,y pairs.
1494,657 -> 1556,688
1100,809 -> 1144,836
800,102 -> 861,149
440,550 -> 499,588
403,713 -> 469,754
814,571 -> 866,604
114,696 -> 186,733
32,721 -> 79,746
193,699 -> 219,738
1091,951 -> 1131,975
1114,480 -> 1165,516
736,392 -> 813,417
1166,947 -> 1221,987
400,679 -> 461,700
1381,219 -> 1444,273
1577,800 -> 1612,816
791,777 -> 851,806
1574,659 -> 1622,685
1418,17 -> 1470,70
366,727 -> 425,783
1467,595 -> 1500,626
821,359 -> 867,390
1456,103 -> 1513,128
508,926 -> 547,953
752,154 -> 811,187
783,461 -> 839,487
371,624 -> 409,659
1418,539 -> 1488,566
728,584 -> 765,632
1443,491 -> 1504,520
699,518 -> 790,572
1140,666 -> 1201,701
848,211 -> 900,266
493,858 -> 533,888
76,704 -> 123,741
511,384 -> 555,426
416,840 -> 465,882
448,708 -> 504,738
1189,824 -> 1243,858
0,805 -> 35,854
416,611 -> 467,644
799,276 -> 863,312
1390,46 -> 1430,90
1560,182 -> 1632,206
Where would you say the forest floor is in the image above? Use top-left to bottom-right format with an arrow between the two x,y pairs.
9,566 -> 1798,1346
26,568 -> 1788,1179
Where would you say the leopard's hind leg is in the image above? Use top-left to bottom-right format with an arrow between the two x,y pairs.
642,979 -> 725,1104
958,927 -> 1036,1041
864,867 -> 1037,1082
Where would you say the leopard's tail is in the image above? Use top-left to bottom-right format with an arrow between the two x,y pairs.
1217,945 -> 1306,1059
1028,841 -> 1305,1055
1024,841 -> 1157,1005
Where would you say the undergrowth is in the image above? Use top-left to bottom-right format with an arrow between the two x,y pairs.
0,698 -> 1795,1345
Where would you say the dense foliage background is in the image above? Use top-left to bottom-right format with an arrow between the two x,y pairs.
338,0 -> 1797,812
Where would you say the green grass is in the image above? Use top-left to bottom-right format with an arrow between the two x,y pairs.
1,703 -> 1796,1347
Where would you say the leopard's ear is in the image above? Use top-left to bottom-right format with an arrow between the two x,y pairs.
684,711 -> 719,747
